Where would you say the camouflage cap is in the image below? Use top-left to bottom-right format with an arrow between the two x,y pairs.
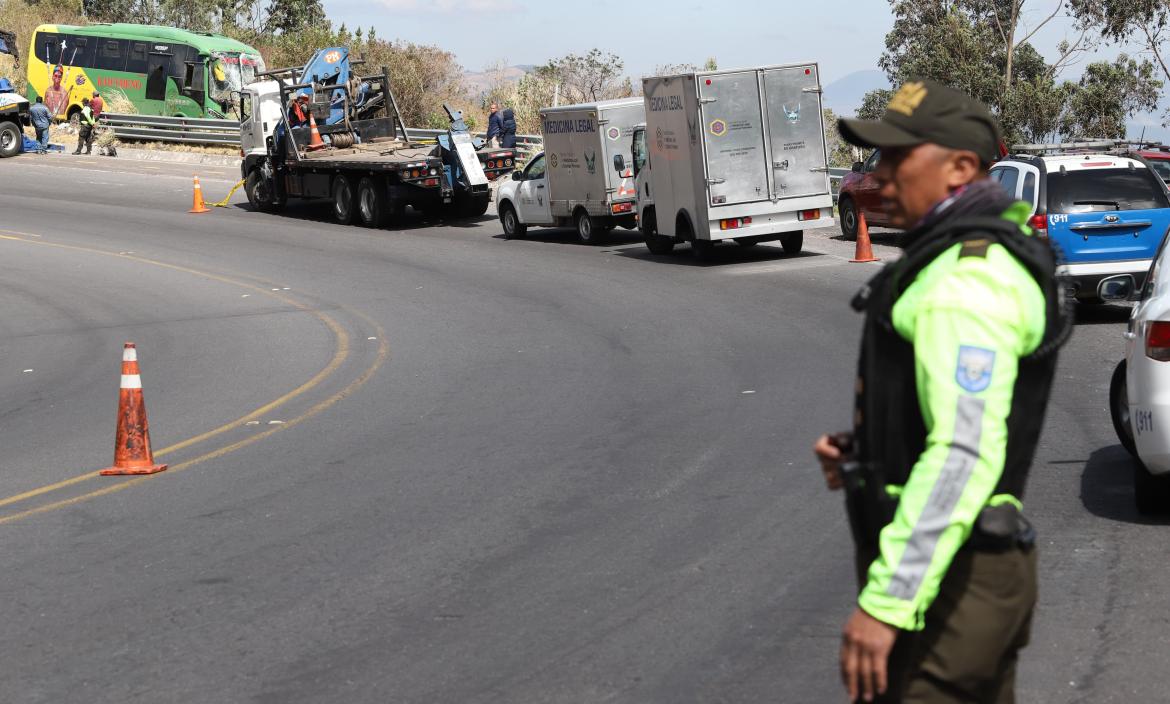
838,79 -> 1002,164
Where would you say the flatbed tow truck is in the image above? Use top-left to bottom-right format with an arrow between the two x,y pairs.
240,50 -> 515,225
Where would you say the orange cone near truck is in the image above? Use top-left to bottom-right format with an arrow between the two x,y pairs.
100,343 -> 168,476
189,175 -> 210,214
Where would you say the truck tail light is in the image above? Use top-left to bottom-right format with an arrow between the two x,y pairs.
486,160 -> 495,168
611,202 -> 634,214
424,178 -> 439,187
719,216 -> 752,230
1029,214 -> 1048,238
1147,322 -> 1170,361
797,208 -> 820,221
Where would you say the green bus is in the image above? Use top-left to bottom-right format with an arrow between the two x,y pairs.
27,23 -> 265,121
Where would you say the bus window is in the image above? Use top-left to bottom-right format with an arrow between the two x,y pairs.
95,39 -> 127,72
145,63 -> 167,101
126,42 -> 148,73
34,33 -> 60,63
64,35 -> 94,68
183,60 -> 206,105
144,44 -> 175,102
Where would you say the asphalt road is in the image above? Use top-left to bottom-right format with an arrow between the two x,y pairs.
0,152 -> 1162,703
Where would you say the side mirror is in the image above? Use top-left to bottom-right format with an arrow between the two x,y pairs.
613,154 -> 626,173
851,161 -> 863,173
512,171 -> 524,182
1099,274 -> 1136,302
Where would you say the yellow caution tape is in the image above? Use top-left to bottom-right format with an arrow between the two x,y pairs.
211,179 -> 246,208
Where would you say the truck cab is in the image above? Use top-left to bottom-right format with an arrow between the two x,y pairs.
239,80 -> 283,161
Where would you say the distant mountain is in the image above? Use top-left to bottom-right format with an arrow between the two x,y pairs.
823,70 -> 890,116
463,65 -> 533,97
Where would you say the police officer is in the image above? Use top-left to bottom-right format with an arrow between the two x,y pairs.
813,80 -> 1068,703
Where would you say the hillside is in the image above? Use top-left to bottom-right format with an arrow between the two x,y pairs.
463,64 -> 533,98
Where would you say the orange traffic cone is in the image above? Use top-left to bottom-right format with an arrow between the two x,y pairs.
188,175 -> 210,214
851,211 -> 880,263
100,342 -> 167,476
306,113 -> 326,152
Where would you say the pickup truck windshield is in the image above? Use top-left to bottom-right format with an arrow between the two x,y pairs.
1047,168 -> 1170,213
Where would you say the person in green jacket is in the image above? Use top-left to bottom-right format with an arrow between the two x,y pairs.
73,97 -> 96,155
813,80 -> 1067,703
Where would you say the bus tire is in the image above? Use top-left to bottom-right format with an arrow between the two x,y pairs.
358,176 -> 391,228
0,121 -> 20,158
332,175 -> 357,225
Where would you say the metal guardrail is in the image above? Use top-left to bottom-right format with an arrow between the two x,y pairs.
101,113 -> 241,146
101,113 -> 544,152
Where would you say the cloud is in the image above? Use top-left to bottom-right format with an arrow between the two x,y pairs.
375,0 -> 518,13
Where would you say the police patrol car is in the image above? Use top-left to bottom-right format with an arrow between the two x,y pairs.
992,142 -> 1170,302
1109,231 -> 1170,513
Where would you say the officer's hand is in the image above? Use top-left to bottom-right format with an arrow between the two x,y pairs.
814,434 -> 844,490
840,607 -> 896,702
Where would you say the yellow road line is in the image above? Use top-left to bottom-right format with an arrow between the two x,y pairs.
0,233 -> 352,511
0,320 -> 389,526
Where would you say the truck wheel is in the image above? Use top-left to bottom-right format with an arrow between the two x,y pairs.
1111,360 -> 1137,457
691,240 -> 716,262
245,169 -> 284,213
500,203 -> 526,239
459,192 -> 490,218
575,209 -> 607,245
641,208 -> 673,254
781,231 -> 804,254
332,175 -> 357,225
0,122 -> 20,158
645,234 -> 674,255
357,176 -> 391,228
839,198 -> 859,240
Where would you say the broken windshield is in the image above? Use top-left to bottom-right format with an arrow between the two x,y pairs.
210,51 -> 265,117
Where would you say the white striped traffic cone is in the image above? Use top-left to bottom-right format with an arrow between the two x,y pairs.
100,342 -> 167,476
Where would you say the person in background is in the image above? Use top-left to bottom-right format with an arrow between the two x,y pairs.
74,97 -> 95,155
485,102 -> 502,148
500,107 -> 517,149
90,91 -> 103,121
28,96 -> 52,154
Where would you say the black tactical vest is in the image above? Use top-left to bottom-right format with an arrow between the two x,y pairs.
851,216 -> 1070,508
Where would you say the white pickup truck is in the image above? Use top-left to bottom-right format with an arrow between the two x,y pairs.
623,64 -> 835,259
496,98 -> 644,244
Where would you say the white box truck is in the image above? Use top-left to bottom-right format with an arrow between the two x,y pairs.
496,98 -> 644,244
623,64 -> 834,259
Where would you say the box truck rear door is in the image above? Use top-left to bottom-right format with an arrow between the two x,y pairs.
698,71 -> 769,206
762,65 -> 830,200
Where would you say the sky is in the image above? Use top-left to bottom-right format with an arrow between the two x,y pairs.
322,0 -> 1165,135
